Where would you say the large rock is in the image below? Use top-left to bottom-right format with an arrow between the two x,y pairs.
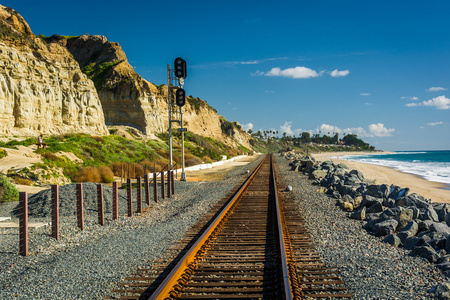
404,236 -> 425,250
419,205 -> 439,222
360,195 -> 383,209
395,208 -> 414,230
396,193 -> 430,209
367,184 -> 390,199
350,206 -> 366,220
366,201 -> 384,214
430,223 -> 450,235
374,219 -> 398,236
435,203 -> 450,222
409,245 -> 439,263
382,234 -> 402,247
388,185 -> 409,200
397,221 -> 419,243
310,169 -> 328,180
349,169 -> 364,182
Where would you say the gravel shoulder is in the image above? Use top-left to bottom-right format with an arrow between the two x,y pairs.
274,154 -> 446,299
0,155 -> 264,300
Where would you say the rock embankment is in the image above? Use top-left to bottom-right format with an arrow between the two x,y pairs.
284,151 -> 450,298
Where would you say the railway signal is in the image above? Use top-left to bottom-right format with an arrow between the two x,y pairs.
174,57 -> 187,79
176,88 -> 186,107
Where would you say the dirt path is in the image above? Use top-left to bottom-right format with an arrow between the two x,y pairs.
180,155 -> 261,181
0,145 -> 41,174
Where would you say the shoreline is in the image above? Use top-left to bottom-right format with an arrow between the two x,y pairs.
311,151 -> 450,204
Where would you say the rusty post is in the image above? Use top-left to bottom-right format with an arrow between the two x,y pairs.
19,192 -> 28,256
161,171 -> 165,199
51,185 -> 59,240
153,172 -> 158,203
144,173 -> 150,205
167,170 -> 171,198
112,181 -> 118,220
76,183 -> 84,230
127,178 -> 132,217
97,184 -> 104,226
137,177 -> 142,214
171,170 -> 175,195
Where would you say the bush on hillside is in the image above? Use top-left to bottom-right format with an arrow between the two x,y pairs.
0,175 -> 19,203
0,149 -> 7,159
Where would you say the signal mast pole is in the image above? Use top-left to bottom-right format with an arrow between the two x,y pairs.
167,58 -> 187,181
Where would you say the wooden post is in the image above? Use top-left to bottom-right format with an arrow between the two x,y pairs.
171,170 -> 175,195
112,181 -> 118,220
144,173 -> 150,205
137,177 -> 142,214
51,185 -> 59,240
76,183 -> 84,230
153,172 -> 158,203
97,184 -> 104,226
127,178 -> 132,217
161,171 -> 165,200
19,192 -> 28,256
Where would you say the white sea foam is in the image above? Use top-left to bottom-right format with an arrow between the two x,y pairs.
342,156 -> 450,185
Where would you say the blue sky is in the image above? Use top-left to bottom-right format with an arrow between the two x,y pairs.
4,0 -> 450,151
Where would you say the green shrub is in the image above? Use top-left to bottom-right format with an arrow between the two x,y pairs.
0,148 -> 7,159
0,176 -> 19,203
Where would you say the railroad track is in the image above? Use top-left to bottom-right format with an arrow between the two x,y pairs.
109,155 -> 351,299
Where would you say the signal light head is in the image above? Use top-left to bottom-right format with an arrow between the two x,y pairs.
174,57 -> 187,79
176,88 -> 186,107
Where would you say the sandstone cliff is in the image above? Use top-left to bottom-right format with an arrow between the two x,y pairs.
0,5 -> 108,136
0,5 -> 252,151
48,34 -> 252,149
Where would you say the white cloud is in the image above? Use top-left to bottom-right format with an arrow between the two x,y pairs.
317,123 -> 395,138
360,93 -> 371,96
365,103 -> 373,106
401,96 -> 419,101
280,121 -> 302,136
241,123 -> 254,131
427,87 -> 447,92
406,95 -> 450,110
262,66 -> 322,79
330,69 -> 350,77
368,123 -> 396,137
428,121 -> 444,126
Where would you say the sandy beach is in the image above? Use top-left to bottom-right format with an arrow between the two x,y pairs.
311,151 -> 450,204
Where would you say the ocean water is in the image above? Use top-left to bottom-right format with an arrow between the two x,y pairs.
340,150 -> 450,185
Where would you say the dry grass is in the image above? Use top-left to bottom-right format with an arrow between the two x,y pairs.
98,166 -> 114,183
185,154 -> 201,167
73,166 -> 100,183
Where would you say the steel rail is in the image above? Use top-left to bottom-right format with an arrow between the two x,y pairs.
272,155 -> 295,300
149,155 -> 268,300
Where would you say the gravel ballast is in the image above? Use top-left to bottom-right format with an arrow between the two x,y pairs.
0,154 -> 447,299
0,156 -> 263,299
274,154 -> 446,299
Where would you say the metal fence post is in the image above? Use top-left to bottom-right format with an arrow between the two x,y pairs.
153,172 -> 158,203
167,170 -> 171,198
112,181 -> 118,220
19,192 -> 28,256
137,177 -> 142,214
76,183 -> 84,230
97,184 -> 104,226
161,172 -> 165,200
144,173 -> 150,205
127,178 -> 133,217
51,185 -> 59,240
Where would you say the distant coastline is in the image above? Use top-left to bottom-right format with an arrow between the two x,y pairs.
312,151 -> 450,204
